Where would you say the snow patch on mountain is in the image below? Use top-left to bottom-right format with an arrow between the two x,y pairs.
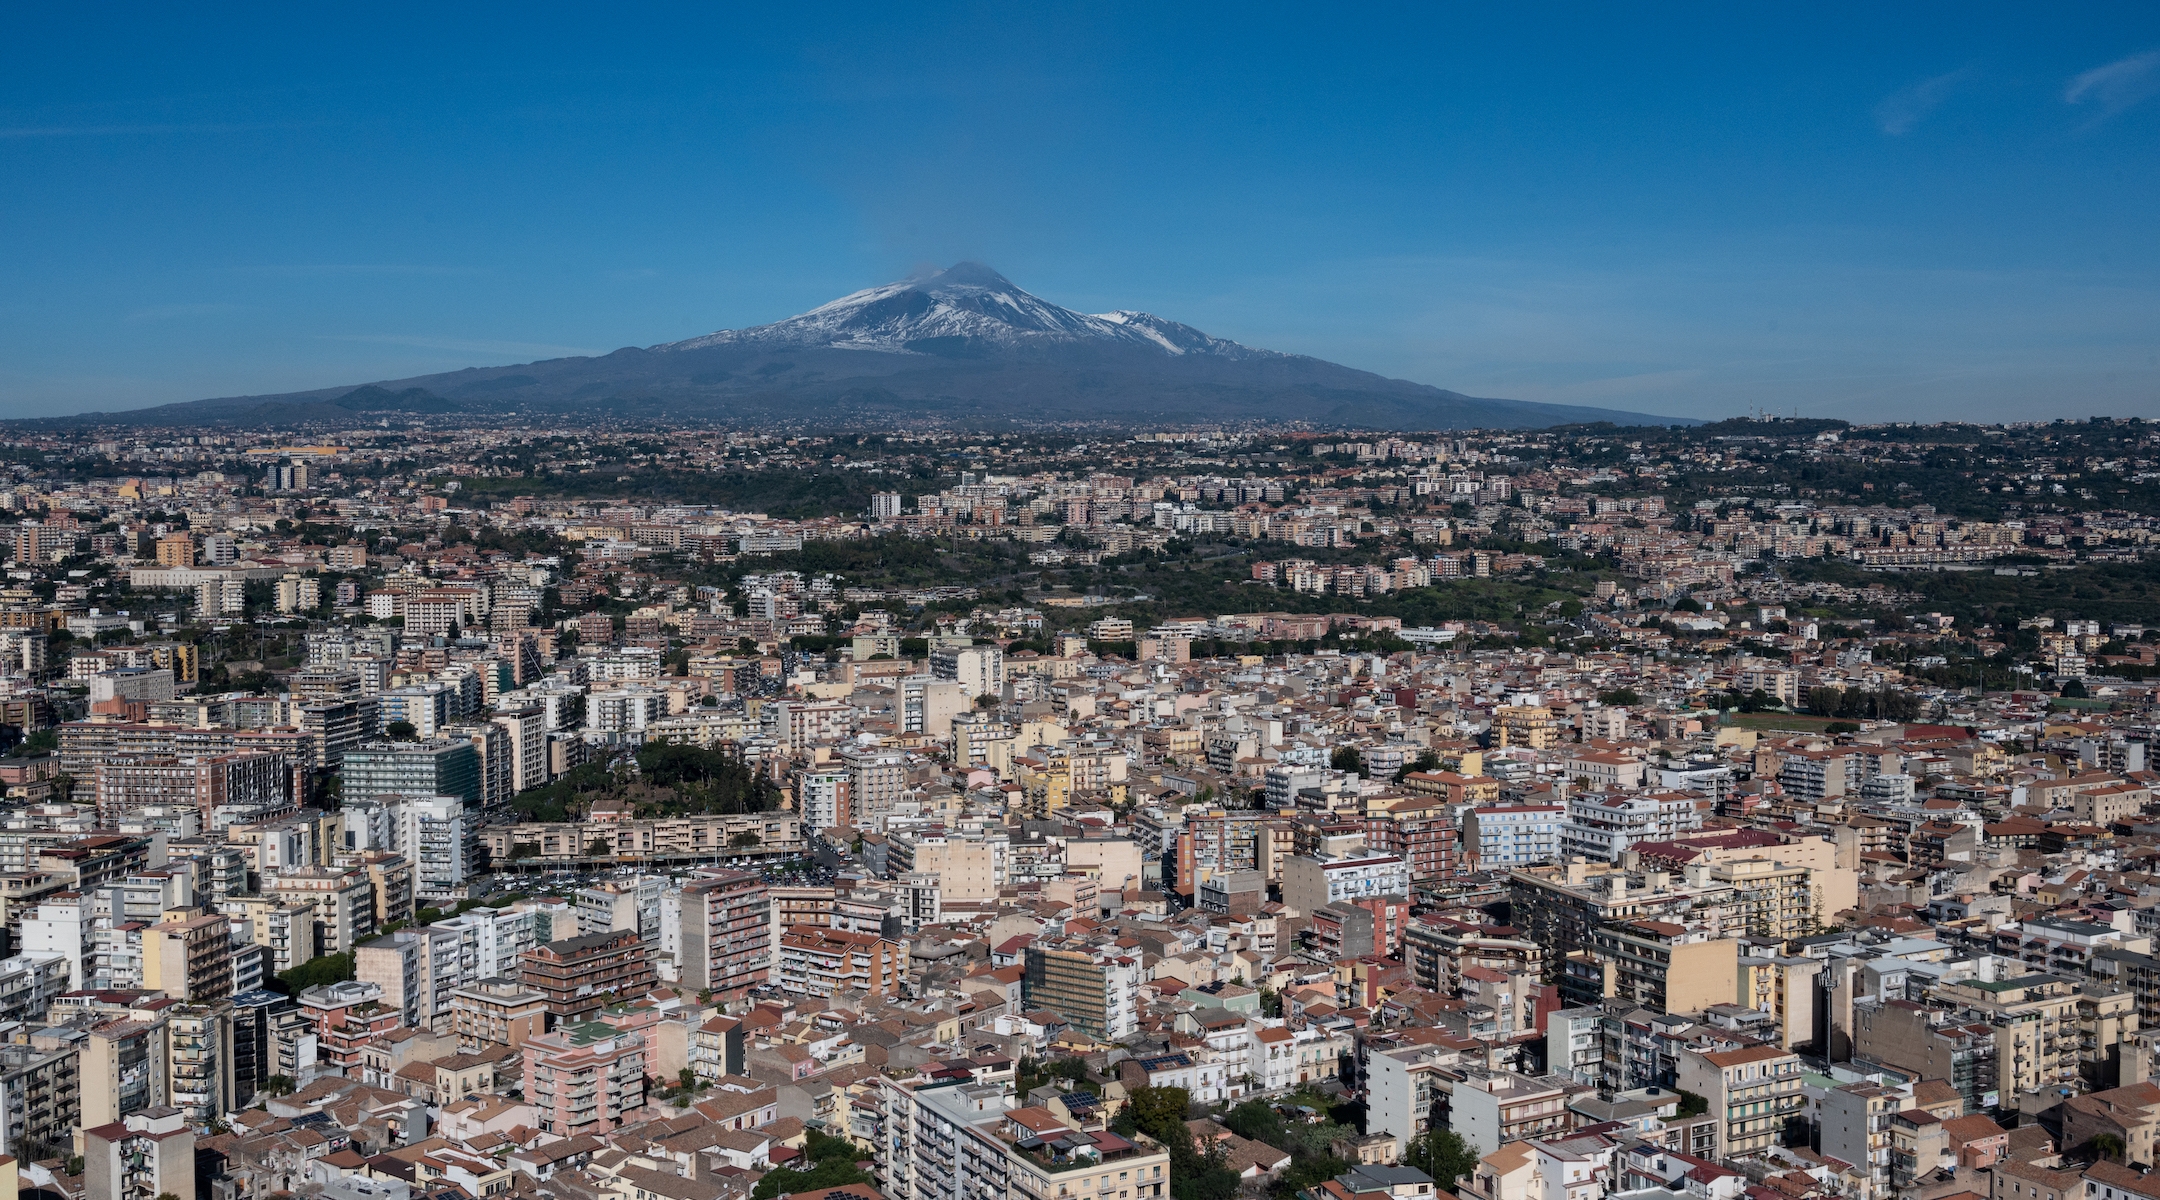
655,262 -> 1284,360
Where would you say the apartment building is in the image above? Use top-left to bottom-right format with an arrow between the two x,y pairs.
164,1004 -> 228,1124
1561,920 -> 1738,1018
1281,852 -> 1410,915
264,864 -> 376,953
1675,1044 -> 1804,1158
678,872 -> 772,999
1506,862 -> 1741,984
342,738 -> 482,808
298,979 -> 403,1073
877,1076 -> 1171,1200
81,1008 -> 169,1128
92,750 -> 291,827
518,930 -> 656,1024
1363,1038 -> 1456,1158
1359,799 -> 1467,882
478,813 -> 802,863
1493,705 -> 1560,750
902,835 -> 999,902
451,977 -> 551,1053
929,643 -> 1003,698
1560,792 -> 1704,863
775,925 -> 909,998
1465,805 -> 1564,870
141,911 -> 234,1002
1447,1070 -> 1576,1157
84,1106 -> 196,1200
1819,1081 -> 1908,1193
1022,935 -> 1143,1038
0,1039 -> 78,1160
1779,748 -> 1866,802
522,1021 -> 648,1138
219,896 -> 319,976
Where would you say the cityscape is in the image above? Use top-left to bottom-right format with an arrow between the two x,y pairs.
0,412 -> 2147,1200
8,7 -> 2160,1200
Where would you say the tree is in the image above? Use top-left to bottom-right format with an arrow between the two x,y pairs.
2063,678 -> 2090,699
1330,745 -> 1363,776
1223,1099 -> 1285,1148
729,831 -> 761,849
751,1129 -> 875,1200
385,720 -> 418,741
275,952 -> 354,994
262,1075 -> 296,1097
1410,1128 -> 1480,1191
587,838 -> 613,857
1124,1085 -> 1193,1146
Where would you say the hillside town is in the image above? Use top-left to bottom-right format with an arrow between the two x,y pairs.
0,416 -> 2155,1200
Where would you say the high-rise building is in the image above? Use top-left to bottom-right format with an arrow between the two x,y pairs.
1021,935 -> 1143,1038
81,1010 -> 169,1129
870,492 -> 902,520
341,738 -> 481,808
164,1005 -> 231,1124
226,989 -> 293,1109
797,769 -> 850,834
928,644 -> 1003,698
368,793 -> 474,904
0,1039 -> 80,1160
522,1022 -> 647,1138
141,911 -> 234,1003
677,873 -> 772,1000
518,930 -> 655,1023
264,864 -> 377,953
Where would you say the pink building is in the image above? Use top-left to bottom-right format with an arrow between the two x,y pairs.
521,1021 -> 648,1138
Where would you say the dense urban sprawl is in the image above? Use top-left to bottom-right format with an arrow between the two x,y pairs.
0,416 -> 2159,1200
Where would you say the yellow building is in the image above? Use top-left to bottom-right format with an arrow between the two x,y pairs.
1677,1044 -> 1805,1157
1494,705 -> 1559,751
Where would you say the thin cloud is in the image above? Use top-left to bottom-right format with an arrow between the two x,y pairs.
2065,49 -> 2160,125
320,334 -> 601,358
1874,66 -> 1978,135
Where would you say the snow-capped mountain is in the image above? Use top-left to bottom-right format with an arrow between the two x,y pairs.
657,262 -> 1275,360
49,263 -> 1697,430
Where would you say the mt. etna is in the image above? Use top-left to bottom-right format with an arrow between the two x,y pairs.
46,264 -> 1691,430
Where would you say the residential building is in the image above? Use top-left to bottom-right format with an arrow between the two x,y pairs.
1022,935 -> 1143,1038
1675,1044 -> 1804,1158
678,872 -> 772,999
83,1106 -> 196,1200
519,930 -> 656,1023
775,925 -> 909,998
522,1021 -> 648,1138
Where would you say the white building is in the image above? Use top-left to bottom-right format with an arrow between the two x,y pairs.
1281,852 -> 1410,915
1560,791 -> 1705,862
928,644 -> 1003,699
1465,804 -> 1565,869
385,793 -> 475,904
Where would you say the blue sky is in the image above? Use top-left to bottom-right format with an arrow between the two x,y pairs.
4,5 -> 2159,423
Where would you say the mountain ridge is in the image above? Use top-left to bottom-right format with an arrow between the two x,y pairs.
18,263 -> 1697,430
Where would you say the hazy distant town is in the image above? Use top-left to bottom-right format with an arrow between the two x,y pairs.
9,413 -> 2160,1200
